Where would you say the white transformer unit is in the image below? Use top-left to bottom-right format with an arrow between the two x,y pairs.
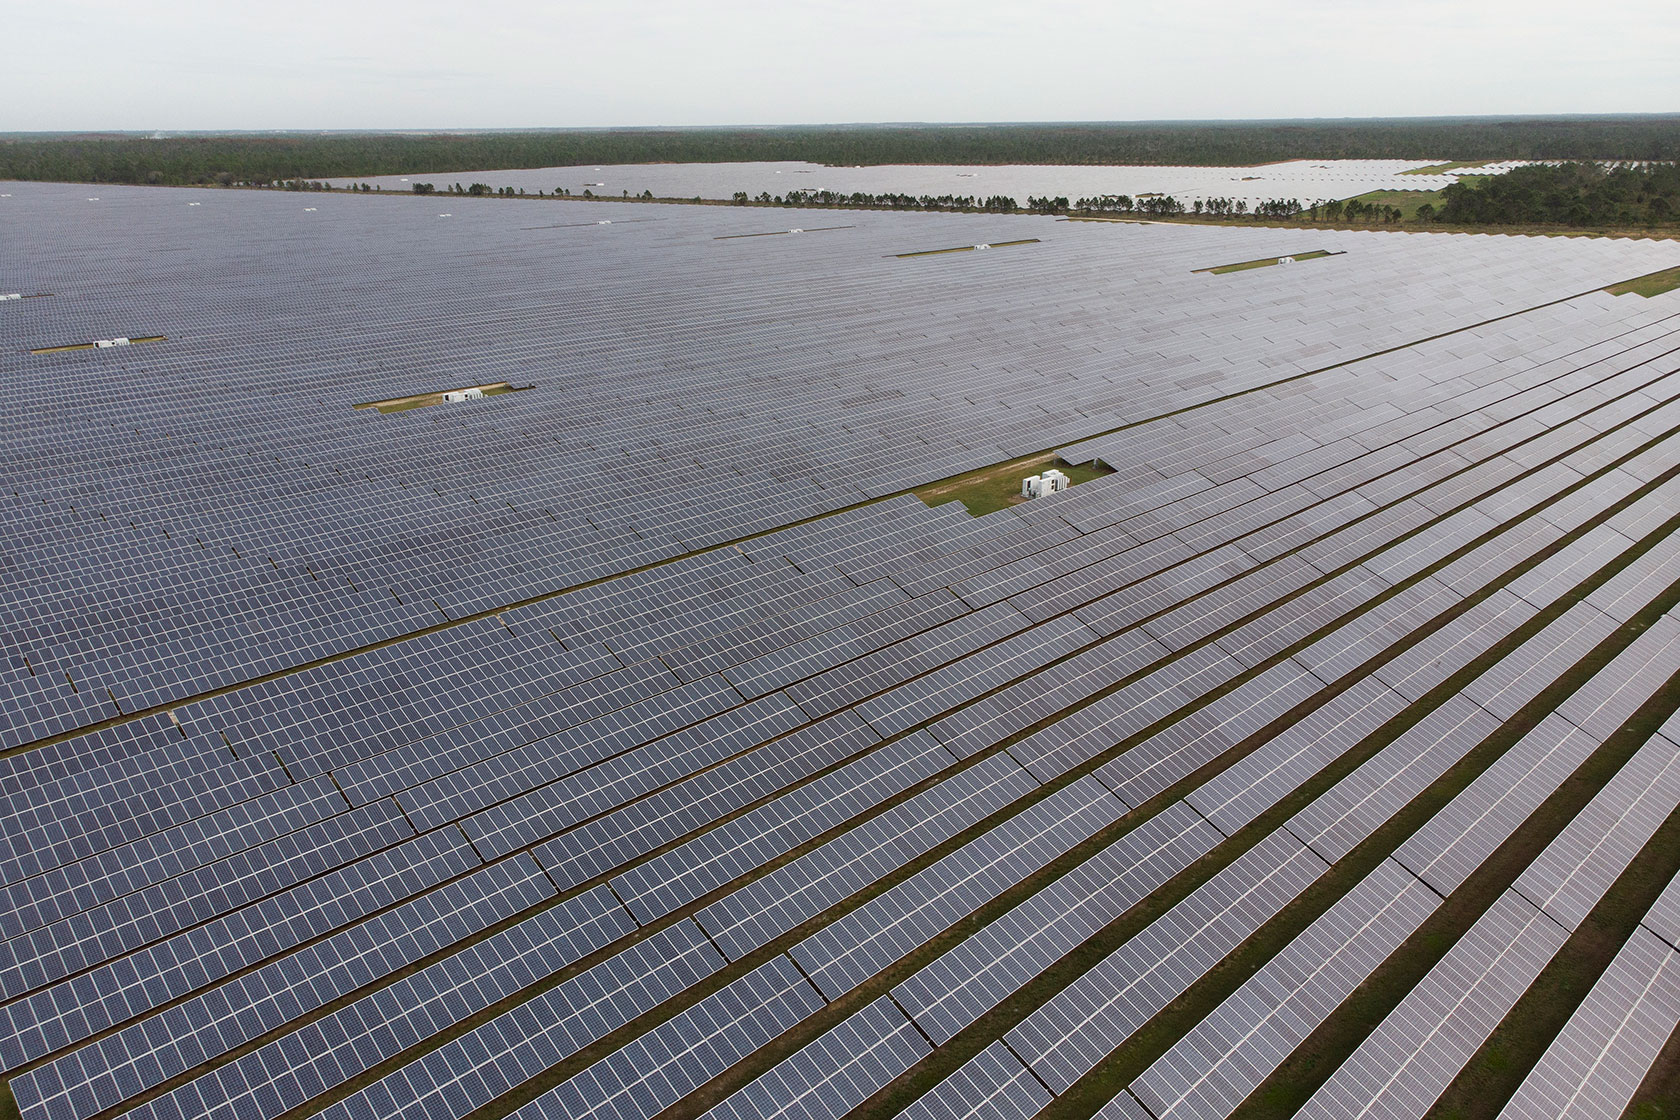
1021,468 -> 1070,499
441,387 -> 486,403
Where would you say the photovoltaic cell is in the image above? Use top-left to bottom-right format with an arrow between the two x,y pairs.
1129,859 -> 1439,1120
892,801 -> 1218,1044
1293,890 -> 1569,1120
696,753 -> 1038,961
790,776 -> 1125,999
310,920 -> 725,1120
700,997 -> 932,1120
4,184 -> 1680,1120
1496,927 -> 1680,1120
508,956 -> 825,1120
892,1043 -> 1050,1120
1006,829 -> 1328,1093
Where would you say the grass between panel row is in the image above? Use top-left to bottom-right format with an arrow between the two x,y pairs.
3,262 -> 1647,764
672,410 -> 1680,1120
1432,749 -> 1680,1120
1232,617 -> 1680,1120
17,284 -> 1680,1120
50,308 -> 1680,1120
858,448 -> 1680,1120
1046,519 -> 1680,1120
1609,266 -> 1680,299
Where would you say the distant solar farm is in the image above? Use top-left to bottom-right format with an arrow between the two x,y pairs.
4,178 -> 1680,1120
331,158 -> 1520,211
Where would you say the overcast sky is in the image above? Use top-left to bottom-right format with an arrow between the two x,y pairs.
6,0 -> 1677,132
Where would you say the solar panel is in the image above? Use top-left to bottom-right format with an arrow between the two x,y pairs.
892,1042 -> 1050,1120
538,710 -> 884,894
1089,1090 -> 1157,1120
1129,859 -> 1439,1120
696,753 -> 1037,961
112,887 -> 642,1120
1641,865 -> 1680,948
1396,713 -> 1600,895
1496,927 -> 1680,1120
789,776 -> 1125,999
1514,730 -> 1680,931
1293,890 -> 1568,1120
5,181 -> 1680,1120
1095,660 -> 1329,808
1287,693 -> 1503,863
701,997 -> 931,1120
1186,674 -> 1409,837
508,956 -> 825,1120
1006,828 -> 1329,1093
311,919 -> 724,1120
9,855 -> 555,1112
605,729 -> 953,923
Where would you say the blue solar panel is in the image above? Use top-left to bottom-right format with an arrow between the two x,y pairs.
5,179 -> 1680,1120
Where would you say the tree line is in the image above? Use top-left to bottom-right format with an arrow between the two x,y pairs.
735,189 -> 1032,212
187,167 -> 1680,232
739,190 -> 1320,220
734,168 -> 1680,229
3,118 -> 1678,187
1435,161 -> 1680,226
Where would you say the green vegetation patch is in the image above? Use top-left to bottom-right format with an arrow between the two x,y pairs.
1197,249 -> 1335,275
895,238 -> 1040,259
29,335 -> 165,355
1439,161 -> 1680,227
1399,160 -> 1491,175
1342,188 -> 1450,221
354,382 -> 530,414
912,453 -> 1114,517
714,225 -> 854,240
1607,266 -> 1680,298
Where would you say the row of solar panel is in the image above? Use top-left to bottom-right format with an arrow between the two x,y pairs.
3,192 -> 1673,750
6,287 -> 1659,849
19,367 -> 1673,1120
742,460 -> 1680,1114
9,251 -> 1680,1120
3,288 -> 1666,1061
899,560 -> 1680,1120
6,324 -> 1659,967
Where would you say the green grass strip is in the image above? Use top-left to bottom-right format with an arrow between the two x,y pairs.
895,239 -> 1041,259
1197,250 -> 1335,275
1608,266 -> 1680,299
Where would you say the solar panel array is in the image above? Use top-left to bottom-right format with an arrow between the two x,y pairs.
329,158 -> 1519,212
3,178 -> 1680,1120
